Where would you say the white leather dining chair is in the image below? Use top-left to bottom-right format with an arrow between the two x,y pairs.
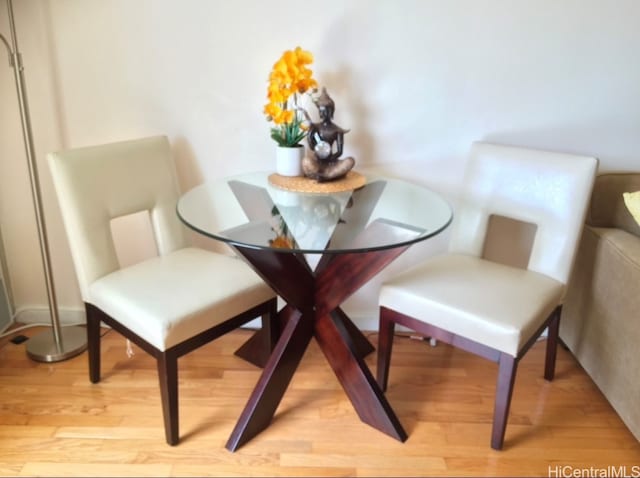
376,142 -> 598,450
48,135 -> 277,445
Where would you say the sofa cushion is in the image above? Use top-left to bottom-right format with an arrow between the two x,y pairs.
588,173 -> 640,236
623,191 -> 640,227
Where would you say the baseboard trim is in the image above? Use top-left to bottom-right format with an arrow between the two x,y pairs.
14,307 -> 86,326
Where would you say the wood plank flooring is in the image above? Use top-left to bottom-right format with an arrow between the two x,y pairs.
0,325 -> 638,477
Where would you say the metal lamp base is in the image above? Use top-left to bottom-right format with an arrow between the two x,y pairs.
26,325 -> 87,363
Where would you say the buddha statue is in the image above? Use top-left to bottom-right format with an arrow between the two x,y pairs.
301,88 -> 355,182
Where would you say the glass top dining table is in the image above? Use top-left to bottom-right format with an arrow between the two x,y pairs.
177,171 -> 453,451
177,171 -> 452,255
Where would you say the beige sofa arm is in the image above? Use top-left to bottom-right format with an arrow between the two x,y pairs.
588,173 -> 640,236
561,225 -> 640,442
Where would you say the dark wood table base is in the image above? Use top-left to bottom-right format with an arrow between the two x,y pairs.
227,241 -> 410,451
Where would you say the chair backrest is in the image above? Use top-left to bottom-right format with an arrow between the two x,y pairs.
48,135 -> 187,300
448,142 -> 598,285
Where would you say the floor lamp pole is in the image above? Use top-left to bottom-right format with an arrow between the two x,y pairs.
1,0 -> 86,362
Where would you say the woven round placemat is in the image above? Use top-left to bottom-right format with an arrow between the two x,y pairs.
268,170 -> 366,193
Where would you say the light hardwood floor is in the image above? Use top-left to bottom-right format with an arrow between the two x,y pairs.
0,325 -> 638,477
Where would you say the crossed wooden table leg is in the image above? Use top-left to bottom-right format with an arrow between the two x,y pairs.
227,241 -> 410,451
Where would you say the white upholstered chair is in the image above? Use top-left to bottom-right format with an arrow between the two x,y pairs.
48,136 -> 277,445
376,142 -> 598,450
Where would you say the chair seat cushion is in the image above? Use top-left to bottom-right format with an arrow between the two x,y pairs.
379,254 -> 564,356
88,248 -> 275,351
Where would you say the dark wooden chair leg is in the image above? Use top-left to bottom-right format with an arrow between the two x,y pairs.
85,303 -> 101,384
544,307 -> 561,381
376,308 -> 396,392
157,351 -> 179,446
492,353 -> 517,450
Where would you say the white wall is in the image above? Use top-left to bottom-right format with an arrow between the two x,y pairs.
1,0 -> 639,328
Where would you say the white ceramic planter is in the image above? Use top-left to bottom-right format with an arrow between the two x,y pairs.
276,145 -> 304,177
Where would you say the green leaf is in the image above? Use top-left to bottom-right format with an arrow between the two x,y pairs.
269,116 -> 307,147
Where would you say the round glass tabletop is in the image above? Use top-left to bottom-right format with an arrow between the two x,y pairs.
177,171 -> 453,254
